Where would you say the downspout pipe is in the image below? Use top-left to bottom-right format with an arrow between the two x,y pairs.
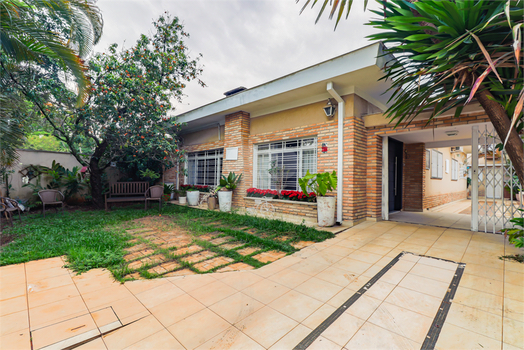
326,82 -> 344,224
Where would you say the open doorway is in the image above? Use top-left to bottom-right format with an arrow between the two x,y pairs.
388,138 -> 403,212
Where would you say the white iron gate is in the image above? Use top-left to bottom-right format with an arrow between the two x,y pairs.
471,125 -> 523,233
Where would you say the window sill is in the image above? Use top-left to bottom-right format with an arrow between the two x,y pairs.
244,197 -> 317,206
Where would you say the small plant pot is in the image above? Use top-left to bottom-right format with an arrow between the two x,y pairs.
208,196 -> 217,210
317,196 -> 336,227
187,191 -> 200,206
218,191 -> 233,212
179,196 -> 187,205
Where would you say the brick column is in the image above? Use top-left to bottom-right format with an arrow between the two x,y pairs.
223,111 -> 250,208
402,143 -> 425,212
366,133 -> 383,219
342,116 -> 368,223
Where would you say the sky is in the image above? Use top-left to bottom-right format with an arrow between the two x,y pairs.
94,0 -> 381,115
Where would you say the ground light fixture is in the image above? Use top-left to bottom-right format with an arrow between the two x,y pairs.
323,99 -> 336,118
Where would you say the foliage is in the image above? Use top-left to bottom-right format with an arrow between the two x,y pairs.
23,132 -> 68,152
504,173 -> 521,194
217,172 -> 243,191
23,161 -> 88,201
281,190 -> 316,202
22,14 -> 204,206
268,160 -> 287,196
138,168 -> 160,185
1,169 -> 15,197
164,183 -> 175,195
180,184 -> 210,192
0,0 -> 103,102
299,170 -> 337,197
246,188 -> 279,199
502,209 -> 524,248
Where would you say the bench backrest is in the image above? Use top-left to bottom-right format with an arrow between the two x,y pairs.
108,182 -> 149,196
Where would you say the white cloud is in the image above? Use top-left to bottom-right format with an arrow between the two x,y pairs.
95,0 -> 380,115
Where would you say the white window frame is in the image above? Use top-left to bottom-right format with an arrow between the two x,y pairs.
253,137 -> 317,190
185,149 -> 223,186
451,159 -> 459,181
431,149 -> 443,179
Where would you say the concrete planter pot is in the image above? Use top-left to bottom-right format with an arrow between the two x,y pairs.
179,196 -> 187,205
208,196 -> 217,210
187,191 -> 200,206
317,196 -> 336,227
218,191 -> 233,212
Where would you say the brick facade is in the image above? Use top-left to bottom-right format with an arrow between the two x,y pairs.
423,191 -> 468,209
177,104 -> 490,224
402,143 -> 425,212
244,197 -> 317,221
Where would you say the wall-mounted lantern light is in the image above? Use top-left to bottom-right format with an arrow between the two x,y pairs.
323,99 -> 336,119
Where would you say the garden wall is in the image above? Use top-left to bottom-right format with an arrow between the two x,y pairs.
3,149 -> 82,200
244,197 -> 317,223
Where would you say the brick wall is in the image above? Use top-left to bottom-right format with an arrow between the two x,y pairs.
424,191 -> 467,209
364,112 -> 491,218
223,112 -> 250,208
244,197 -> 317,220
402,143 -> 425,212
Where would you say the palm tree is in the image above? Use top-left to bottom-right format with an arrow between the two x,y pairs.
0,0 -> 103,164
298,0 -> 524,185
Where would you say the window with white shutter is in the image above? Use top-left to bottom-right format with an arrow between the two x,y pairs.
431,149 -> 443,179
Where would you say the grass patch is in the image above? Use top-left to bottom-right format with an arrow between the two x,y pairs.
0,204 -> 333,277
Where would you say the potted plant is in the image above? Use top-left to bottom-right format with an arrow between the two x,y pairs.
178,189 -> 187,205
207,189 -> 218,210
299,170 -> 337,227
216,172 -> 242,212
163,184 -> 175,202
186,185 -> 200,206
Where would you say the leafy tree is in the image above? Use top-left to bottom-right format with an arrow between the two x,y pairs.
29,14 -> 204,207
23,132 -> 69,152
299,0 -> 524,185
0,0 -> 103,165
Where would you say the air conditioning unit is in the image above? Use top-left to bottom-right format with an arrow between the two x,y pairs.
451,146 -> 463,152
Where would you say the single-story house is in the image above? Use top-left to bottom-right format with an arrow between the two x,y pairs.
165,42 -> 493,226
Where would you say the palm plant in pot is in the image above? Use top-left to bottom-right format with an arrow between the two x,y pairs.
216,172 -> 242,212
299,170 -> 337,227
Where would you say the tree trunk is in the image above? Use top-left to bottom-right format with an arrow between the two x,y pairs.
89,140 -> 108,208
476,89 -> 524,187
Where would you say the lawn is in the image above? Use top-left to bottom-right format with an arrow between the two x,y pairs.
0,204 -> 333,281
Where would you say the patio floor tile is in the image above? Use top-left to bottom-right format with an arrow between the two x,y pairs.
345,322 -> 420,350
216,262 -> 254,273
124,278 -> 169,295
398,274 -> 449,299
505,282 -> 524,302
0,310 -> 28,337
384,286 -> 441,318
268,268 -> 312,289
170,274 -> 216,292
234,306 -> 298,349
409,262 -> 456,283
209,292 -> 264,324
241,279 -> 291,304
167,308 -> 230,349
0,329 -> 31,350
0,295 -> 26,317
31,313 -> 99,350
28,283 -> 80,309
103,315 -> 164,350
504,297 -> 524,322
446,303 -> 502,341
29,295 -> 88,329
149,293 -> 205,327
332,257 -> 372,275
268,324 -> 311,350
435,322 -> 502,350
134,282 -> 185,309
217,271 -> 263,291
453,286 -> 503,316
294,277 -> 343,303
197,326 -> 264,350
503,318 -> 524,348
302,303 -> 337,329
269,290 -> 323,322
189,280 -> 237,306
164,268 -> 196,277
124,329 -> 184,350
367,302 -> 433,344
320,312 -> 365,346
307,336 -> 340,350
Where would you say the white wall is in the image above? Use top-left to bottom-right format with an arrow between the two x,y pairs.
425,147 -> 467,196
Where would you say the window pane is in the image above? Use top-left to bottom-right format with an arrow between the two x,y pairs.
258,144 -> 269,151
302,149 -> 317,176
206,159 -> 216,185
285,140 -> 298,149
271,142 -> 283,150
257,154 -> 270,189
281,151 -> 298,190
197,159 -> 205,184
302,138 -> 315,147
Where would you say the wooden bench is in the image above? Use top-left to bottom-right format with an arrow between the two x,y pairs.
105,182 -> 149,210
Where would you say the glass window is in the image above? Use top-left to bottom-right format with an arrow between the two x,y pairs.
430,149 -> 443,179
186,149 -> 223,186
255,137 -> 317,191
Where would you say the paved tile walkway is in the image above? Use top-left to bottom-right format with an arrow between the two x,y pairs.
1,221 -> 523,349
